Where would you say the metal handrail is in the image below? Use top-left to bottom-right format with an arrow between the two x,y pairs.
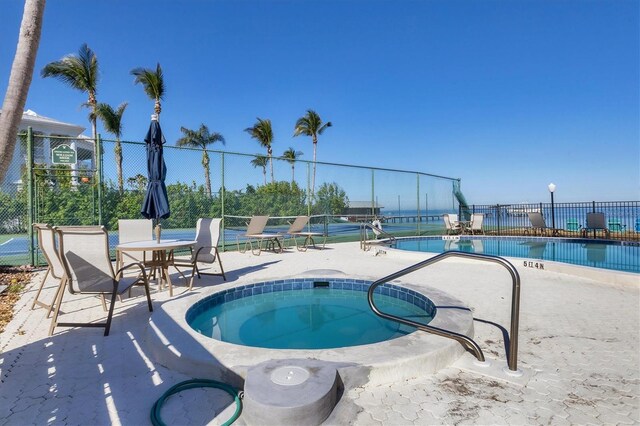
367,251 -> 521,371
360,222 -> 396,251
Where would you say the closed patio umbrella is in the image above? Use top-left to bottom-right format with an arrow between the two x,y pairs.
141,114 -> 170,239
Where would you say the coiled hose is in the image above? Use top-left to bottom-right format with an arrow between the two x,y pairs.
150,379 -> 242,426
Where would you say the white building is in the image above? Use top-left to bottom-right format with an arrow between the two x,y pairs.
0,109 -> 93,191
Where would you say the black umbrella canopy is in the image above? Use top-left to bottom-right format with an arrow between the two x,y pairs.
141,116 -> 170,220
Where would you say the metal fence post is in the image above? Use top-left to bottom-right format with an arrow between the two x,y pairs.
496,204 -> 501,235
371,169 -> 375,217
27,127 -> 35,266
221,152 -> 225,251
416,173 -> 421,235
307,162 -> 311,218
96,134 -> 103,225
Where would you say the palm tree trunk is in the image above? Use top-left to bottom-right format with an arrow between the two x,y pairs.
291,164 -> 295,183
203,150 -> 212,198
262,167 -> 267,185
115,139 -> 123,193
268,147 -> 274,183
0,0 -> 46,184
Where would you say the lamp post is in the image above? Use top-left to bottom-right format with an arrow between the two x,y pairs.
548,183 -> 556,236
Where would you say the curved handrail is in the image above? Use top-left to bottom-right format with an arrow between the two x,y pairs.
360,222 -> 396,251
367,251 -> 521,371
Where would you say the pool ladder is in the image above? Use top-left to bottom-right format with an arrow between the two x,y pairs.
367,251 -> 521,372
359,222 -> 396,251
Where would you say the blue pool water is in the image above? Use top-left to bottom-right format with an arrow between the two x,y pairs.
187,279 -> 435,349
392,236 -> 640,273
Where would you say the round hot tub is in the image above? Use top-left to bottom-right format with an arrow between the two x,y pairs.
186,278 -> 436,350
147,275 -> 475,387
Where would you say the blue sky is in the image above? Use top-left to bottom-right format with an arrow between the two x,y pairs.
1,0 -> 638,204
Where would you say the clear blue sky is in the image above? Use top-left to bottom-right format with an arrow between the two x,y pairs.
1,0 -> 638,204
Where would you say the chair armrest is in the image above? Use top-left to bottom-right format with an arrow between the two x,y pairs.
116,262 -> 148,283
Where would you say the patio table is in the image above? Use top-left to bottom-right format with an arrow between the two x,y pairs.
116,239 -> 196,296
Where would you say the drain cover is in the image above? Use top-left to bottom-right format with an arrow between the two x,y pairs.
270,366 -> 310,386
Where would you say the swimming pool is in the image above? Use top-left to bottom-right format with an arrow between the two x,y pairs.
186,278 -> 436,349
391,236 -> 640,273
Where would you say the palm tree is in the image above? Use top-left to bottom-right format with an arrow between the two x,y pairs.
42,43 -> 99,141
0,0 -> 46,184
282,147 -> 303,183
250,155 -> 268,185
96,102 -> 128,193
245,118 -> 274,183
293,109 -> 332,198
131,63 -> 164,117
176,124 -> 225,198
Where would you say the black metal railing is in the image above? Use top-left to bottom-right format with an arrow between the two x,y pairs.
462,201 -> 640,240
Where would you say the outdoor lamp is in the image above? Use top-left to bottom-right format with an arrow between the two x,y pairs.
548,183 -> 556,234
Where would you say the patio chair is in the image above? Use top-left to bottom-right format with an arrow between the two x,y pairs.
607,218 -> 626,233
284,215 -> 326,251
174,218 -> 226,289
566,218 -> 581,232
117,219 -> 154,270
50,226 -> 153,336
582,212 -> 611,239
443,214 -> 461,235
236,215 -> 283,255
468,213 -> 485,235
526,212 -> 557,236
31,224 -> 65,318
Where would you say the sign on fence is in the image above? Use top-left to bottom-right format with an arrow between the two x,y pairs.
51,144 -> 77,164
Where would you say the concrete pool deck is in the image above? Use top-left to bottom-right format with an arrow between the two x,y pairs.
1,242 -> 638,425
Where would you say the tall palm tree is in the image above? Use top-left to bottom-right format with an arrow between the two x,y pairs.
245,118 -> 274,183
293,109 -> 332,198
0,0 -> 46,184
131,63 -> 164,117
176,124 -> 225,198
96,102 -> 128,193
42,43 -> 99,141
282,147 -> 303,183
250,155 -> 268,185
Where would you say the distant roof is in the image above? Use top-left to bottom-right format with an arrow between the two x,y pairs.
348,201 -> 384,208
0,109 -> 85,136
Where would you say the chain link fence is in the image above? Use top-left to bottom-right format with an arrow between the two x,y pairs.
1,132 -> 462,265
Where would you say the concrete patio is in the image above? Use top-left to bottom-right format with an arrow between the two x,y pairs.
1,242 -> 638,425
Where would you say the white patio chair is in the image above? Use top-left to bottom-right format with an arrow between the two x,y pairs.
469,213 -> 485,235
31,223 -> 65,318
50,226 -> 152,336
443,214 -> 461,235
117,219 -> 154,265
174,218 -> 226,289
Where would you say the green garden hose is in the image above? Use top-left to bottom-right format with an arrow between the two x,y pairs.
150,379 -> 242,426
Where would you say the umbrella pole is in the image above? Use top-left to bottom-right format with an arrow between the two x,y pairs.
155,220 -> 161,243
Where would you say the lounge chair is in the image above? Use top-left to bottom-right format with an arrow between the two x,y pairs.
468,213 -> 485,235
174,218 -> 226,289
443,214 -> 461,235
236,215 -> 283,255
285,215 -> 326,251
566,219 -> 581,232
50,226 -> 153,336
31,224 -> 65,318
526,212 -> 557,236
607,218 -> 626,233
582,212 -> 610,238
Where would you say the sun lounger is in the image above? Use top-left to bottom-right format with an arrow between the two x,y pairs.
526,212 -> 558,236
582,212 -> 611,239
236,215 -> 284,255
285,215 -> 326,251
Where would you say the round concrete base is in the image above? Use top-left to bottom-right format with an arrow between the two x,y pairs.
243,359 -> 339,426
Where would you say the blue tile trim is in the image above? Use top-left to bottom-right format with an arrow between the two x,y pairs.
185,278 -> 437,322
